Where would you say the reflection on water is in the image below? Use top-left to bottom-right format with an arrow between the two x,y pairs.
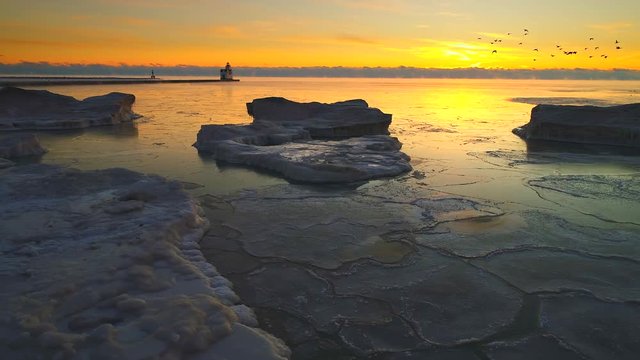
21,77 -> 640,213
525,139 -> 640,157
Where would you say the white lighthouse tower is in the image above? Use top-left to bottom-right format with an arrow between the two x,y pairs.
219,62 -> 234,81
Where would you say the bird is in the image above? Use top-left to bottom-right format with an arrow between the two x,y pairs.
524,29 -> 529,32
507,32 -> 512,35
556,45 -> 561,48
492,50 -> 497,54
551,54 -> 555,57
589,37 -> 594,40
595,46 -> 599,50
533,59 -> 537,61
518,42 -> 523,45
584,47 -> 588,50
533,48 -> 539,51
477,37 -> 482,40
589,56 -> 593,58
616,46 -> 622,50
615,40 -> 619,44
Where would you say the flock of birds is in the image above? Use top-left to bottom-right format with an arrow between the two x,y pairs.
479,29 -> 623,62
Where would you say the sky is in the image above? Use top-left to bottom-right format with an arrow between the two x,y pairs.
1,0 -> 639,70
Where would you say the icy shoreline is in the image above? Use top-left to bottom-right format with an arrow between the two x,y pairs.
0,164 -> 289,359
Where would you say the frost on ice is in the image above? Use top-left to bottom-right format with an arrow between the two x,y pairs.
0,164 -> 289,359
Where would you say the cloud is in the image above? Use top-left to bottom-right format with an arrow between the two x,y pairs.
210,25 -> 244,38
589,22 -> 635,33
435,11 -> 468,18
0,38 -> 71,47
476,32 -> 518,40
319,0 -> 409,13
0,33 -> 151,48
276,33 -> 380,47
334,34 -> 378,45
95,0 -> 210,8
113,16 -> 161,27
64,14 -> 163,28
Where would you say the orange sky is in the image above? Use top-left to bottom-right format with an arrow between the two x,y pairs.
1,0 -> 638,70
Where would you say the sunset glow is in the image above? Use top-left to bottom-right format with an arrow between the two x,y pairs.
1,0 -> 639,70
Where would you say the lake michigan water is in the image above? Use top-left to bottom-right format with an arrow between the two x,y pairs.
16,77 -> 640,358
25,77 -> 640,223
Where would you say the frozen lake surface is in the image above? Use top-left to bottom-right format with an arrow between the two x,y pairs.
17,78 -> 640,358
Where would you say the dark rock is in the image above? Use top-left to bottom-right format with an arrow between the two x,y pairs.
0,133 -> 46,158
0,157 -> 14,168
0,86 -> 139,130
513,103 -> 640,147
246,97 -> 391,138
194,97 -> 411,183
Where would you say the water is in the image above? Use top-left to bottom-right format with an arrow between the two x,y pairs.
27,78 -> 640,217
19,77 -> 640,358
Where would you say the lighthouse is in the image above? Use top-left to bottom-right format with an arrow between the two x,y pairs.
219,62 -> 234,81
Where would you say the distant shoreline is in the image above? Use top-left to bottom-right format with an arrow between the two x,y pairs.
3,65 -> 640,80
0,77 -> 239,86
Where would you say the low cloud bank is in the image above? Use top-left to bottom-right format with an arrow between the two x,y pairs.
1,62 -> 640,80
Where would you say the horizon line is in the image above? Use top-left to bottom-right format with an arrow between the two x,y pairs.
2,62 -> 640,80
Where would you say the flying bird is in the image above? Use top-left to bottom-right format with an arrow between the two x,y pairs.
519,42 -> 523,45
615,40 -> 619,44
507,32 -> 512,35
595,47 -> 599,50
616,46 -> 622,50
533,48 -> 539,51
589,37 -> 594,40
492,50 -> 497,54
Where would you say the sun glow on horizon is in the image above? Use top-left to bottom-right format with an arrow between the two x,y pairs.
0,0 -> 638,71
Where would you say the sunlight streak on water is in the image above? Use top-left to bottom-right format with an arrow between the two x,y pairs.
23,77 -> 640,223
